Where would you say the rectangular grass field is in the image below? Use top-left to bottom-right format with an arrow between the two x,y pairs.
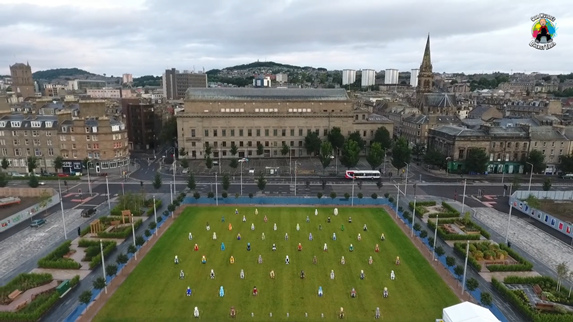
95,207 -> 459,321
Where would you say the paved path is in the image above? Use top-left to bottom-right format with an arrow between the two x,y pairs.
0,280 -> 58,312
474,207 -> 573,273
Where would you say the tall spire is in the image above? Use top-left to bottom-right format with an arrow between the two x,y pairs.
420,33 -> 432,72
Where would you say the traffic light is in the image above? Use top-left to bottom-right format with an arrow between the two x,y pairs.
503,184 -> 508,191
376,181 -> 383,189
140,181 -> 144,187
64,180 -> 67,186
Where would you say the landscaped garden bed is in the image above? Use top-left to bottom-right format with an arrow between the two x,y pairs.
37,240 -> 81,269
82,216 -> 143,239
454,241 -> 533,272
427,215 -> 491,240
492,276 -> 573,321
0,273 -> 61,322
410,201 -> 461,219
78,239 -> 117,269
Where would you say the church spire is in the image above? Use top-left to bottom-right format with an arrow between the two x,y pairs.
420,33 -> 432,72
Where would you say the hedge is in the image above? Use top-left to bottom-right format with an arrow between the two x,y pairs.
453,242 -> 482,271
409,201 -> 436,216
441,201 -> 460,215
491,277 -> 536,321
504,276 -> 573,306
79,226 -> 91,237
428,212 -> 461,219
37,241 -> 81,269
97,219 -> 142,239
487,243 -> 533,272
146,200 -> 163,215
78,240 -> 117,269
427,219 -> 481,241
69,275 -> 80,288
10,176 -> 80,181
0,273 -> 58,322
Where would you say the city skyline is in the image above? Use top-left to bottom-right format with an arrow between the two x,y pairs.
0,0 -> 571,77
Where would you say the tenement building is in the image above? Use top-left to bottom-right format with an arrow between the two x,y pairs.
177,88 -> 393,159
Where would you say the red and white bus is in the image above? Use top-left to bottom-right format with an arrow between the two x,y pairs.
345,170 -> 381,179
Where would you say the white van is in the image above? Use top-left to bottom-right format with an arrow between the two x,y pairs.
561,173 -> 573,179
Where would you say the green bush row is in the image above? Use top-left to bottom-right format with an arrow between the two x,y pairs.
146,200 -> 163,215
79,226 -> 91,237
427,220 -> 481,241
453,242 -> 482,271
0,273 -> 53,302
37,241 -> 81,269
110,207 -> 144,216
504,276 -> 573,306
69,275 -> 80,288
96,219 -> 142,239
88,241 -> 117,269
0,291 -> 60,322
9,176 -> 80,181
409,201 -> 429,216
487,243 -> 533,272
441,201 -> 460,215
491,277 -> 536,321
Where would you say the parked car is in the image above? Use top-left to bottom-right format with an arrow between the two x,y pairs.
81,208 -> 97,218
38,181 -> 46,186
41,172 -> 56,177
182,169 -> 189,174
57,173 -> 69,177
30,219 -> 46,228
9,172 -> 26,177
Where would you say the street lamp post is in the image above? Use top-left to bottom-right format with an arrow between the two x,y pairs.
462,240 -> 470,295
432,215 -> 438,260
294,162 -> 298,196
445,157 -> 451,176
58,179 -> 67,239
501,163 -> 505,185
240,161 -> 243,196
411,184 -> 417,236
86,161 -> 93,196
153,195 -> 158,236
170,181 -> 173,204
505,203 -> 513,244
383,153 -> 386,175
526,162 -> 534,193
395,184 -> 400,218
351,176 -> 355,207
100,239 -> 107,294
404,163 -> 410,196
172,159 -> 176,196
131,215 -> 137,260
461,179 -> 467,215
215,172 -> 219,206
105,176 -> 111,210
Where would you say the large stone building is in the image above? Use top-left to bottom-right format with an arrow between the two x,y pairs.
401,114 -> 460,145
123,102 -> 162,151
176,88 -> 393,159
162,68 -> 208,100
0,100 -> 129,174
9,62 -> 35,99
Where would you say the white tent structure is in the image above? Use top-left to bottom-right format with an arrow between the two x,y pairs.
442,302 -> 500,322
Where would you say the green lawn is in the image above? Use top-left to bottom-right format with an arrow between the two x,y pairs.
95,207 -> 459,321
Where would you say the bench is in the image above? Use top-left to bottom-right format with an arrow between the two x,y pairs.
8,290 -> 22,300
15,300 -> 27,312
535,302 -> 554,311
444,225 -> 457,234
533,284 -> 543,296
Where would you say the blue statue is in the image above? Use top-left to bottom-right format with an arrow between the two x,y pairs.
219,286 -> 225,297
247,243 -> 251,251
186,287 -> 192,296
221,216 -> 225,222
318,286 -> 323,297
309,233 -> 313,241
221,242 -> 225,251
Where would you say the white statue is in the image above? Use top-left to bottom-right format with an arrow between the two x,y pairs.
330,270 -> 335,279
296,223 -> 300,231
242,215 -> 246,222
274,223 -> 277,231
194,307 -> 199,318
261,232 -> 265,240
251,223 -> 255,231
390,270 -> 396,280
188,232 -> 192,240
240,269 -> 245,279
255,209 -> 258,215
334,208 -> 338,216
212,232 -> 217,240
315,209 -> 318,216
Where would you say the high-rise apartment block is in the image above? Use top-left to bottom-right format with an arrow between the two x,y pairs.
162,68 -> 208,100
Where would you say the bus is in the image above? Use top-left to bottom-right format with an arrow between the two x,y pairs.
345,170 -> 381,179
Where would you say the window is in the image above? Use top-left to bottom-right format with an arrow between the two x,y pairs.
239,141 -> 244,147
12,131 -> 17,136
61,143 -> 66,149
71,136 -> 75,141
290,129 -> 294,136
13,139 -> 18,145
85,127 -> 91,133
543,142 -> 547,147
248,129 -> 252,137
23,131 -> 28,136
290,141 -> 294,147
86,135 -> 91,141
204,129 -> 209,137
213,129 -> 218,137
0,140 -> 4,146
323,129 -> 328,136
231,129 -> 235,136
265,141 -> 269,147
534,142 -> 537,147
515,142 -> 519,149
265,129 -> 269,136
46,131 -> 52,136
0,148 -> 6,156
32,131 -> 39,137
507,142 -> 511,148
92,135 -> 98,141
48,148 -> 54,156
191,129 -> 196,137
298,141 -> 303,147
256,129 -> 261,136
552,142 -> 555,147
33,139 -> 40,146
14,148 -> 22,156
247,141 -> 252,147
307,129 -> 311,135
191,142 -> 196,147
35,148 -> 42,156
299,129 -> 303,136
47,140 -> 52,146
60,135 -> 66,141
222,141 -> 227,147
239,129 -> 243,136
222,129 -> 226,137
0,131 -> 3,136
62,152 -> 68,158
72,144 -> 77,149
87,144 -> 92,149
282,129 -> 286,136
273,129 -> 278,136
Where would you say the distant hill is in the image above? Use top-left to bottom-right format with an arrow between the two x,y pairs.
33,68 -> 96,81
133,75 -> 161,87
224,61 -> 303,71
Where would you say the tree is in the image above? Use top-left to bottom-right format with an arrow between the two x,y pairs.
26,156 -> 38,174
281,143 -> 290,156
93,277 -> 106,290
1,157 -> 8,170
230,142 -> 238,156
106,264 -> 118,277
180,158 -> 189,169
256,142 -> 264,156
152,172 -> 162,190
424,148 -> 445,168
348,131 -> 365,151
187,173 -> 196,190
127,244 -> 136,254
511,175 -> 521,191
304,132 -> 321,156
135,235 -> 145,246
453,265 -> 464,280
340,139 -> 360,169
558,154 -> 573,174
257,172 -> 266,191
466,278 -> 479,292
330,191 -> 337,199
318,141 -> 333,175
445,256 -> 456,268
556,262 -> 569,292
435,246 -> 445,257
411,143 -> 426,161
391,137 -> 411,171
222,173 -> 230,191
327,127 -> 345,151
54,156 -> 64,173
82,157 -> 89,170
373,127 -> 392,151
179,148 -> 187,157
0,172 -> 8,187
28,175 -> 39,188
39,190 -> 52,216
229,158 -> 238,169
79,290 -> 92,305
465,148 -> 488,174
543,178 -> 552,191
204,142 -> 212,157
159,117 -> 177,145
480,292 -> 493,306
116,253 -> 128,265
205,156 -> 213,169
527,149 -> 546,173
366,142 -> 384,170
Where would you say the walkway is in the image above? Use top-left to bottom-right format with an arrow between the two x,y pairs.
0,280 -> 58,312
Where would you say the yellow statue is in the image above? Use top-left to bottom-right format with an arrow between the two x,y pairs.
229,223 -> 233,231
230,256 -> 235,264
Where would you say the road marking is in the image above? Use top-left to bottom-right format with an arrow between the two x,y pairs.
45,225 -> 57,232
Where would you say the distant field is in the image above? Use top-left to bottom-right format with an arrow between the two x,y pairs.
95,207 -> 459,321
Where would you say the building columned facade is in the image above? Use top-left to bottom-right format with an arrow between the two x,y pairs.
177,88 -> 393,159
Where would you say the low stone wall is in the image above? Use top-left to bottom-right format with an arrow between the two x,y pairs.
0,187 -> 57,198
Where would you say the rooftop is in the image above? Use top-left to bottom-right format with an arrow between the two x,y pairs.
185,88 -> 350,101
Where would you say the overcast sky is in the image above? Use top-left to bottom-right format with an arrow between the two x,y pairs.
0,0 -> 571,77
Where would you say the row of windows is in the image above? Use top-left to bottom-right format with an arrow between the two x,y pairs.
1,158 -> 55,168
0,139 -> 53,146
193,128 -> 373,138
188,139 -> 377,150
0,130 -> 53,137
1,148 -> 55,157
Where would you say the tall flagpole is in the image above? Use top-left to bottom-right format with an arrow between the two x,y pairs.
432,215 -> 438,260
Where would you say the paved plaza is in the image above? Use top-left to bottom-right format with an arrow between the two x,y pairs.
474,207 -> 573,273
